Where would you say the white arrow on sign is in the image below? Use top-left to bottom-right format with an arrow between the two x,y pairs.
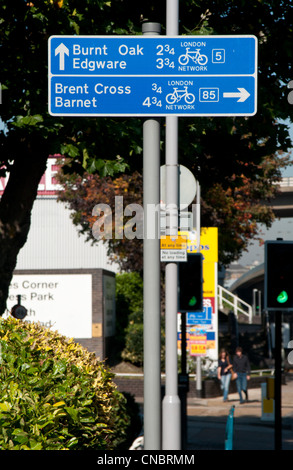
55,43 -> 69,71
223,88 -> 250,102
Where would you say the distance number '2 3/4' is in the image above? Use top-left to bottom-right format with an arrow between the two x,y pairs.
156,44 -> 175,69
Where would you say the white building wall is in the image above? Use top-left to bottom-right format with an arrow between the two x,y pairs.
15,197 -> 119,273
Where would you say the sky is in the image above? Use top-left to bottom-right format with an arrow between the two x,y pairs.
238,217 -> 293,267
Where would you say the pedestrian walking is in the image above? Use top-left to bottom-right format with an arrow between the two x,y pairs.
217,348 -> 232,402
233,346 -> 251,403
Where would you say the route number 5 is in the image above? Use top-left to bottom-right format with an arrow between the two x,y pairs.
212,49 -> 225,64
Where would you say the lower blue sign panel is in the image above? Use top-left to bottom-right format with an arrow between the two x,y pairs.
49,75 -> 256,116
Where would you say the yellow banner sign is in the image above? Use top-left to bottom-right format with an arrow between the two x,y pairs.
179,227 -> 218,262
160,234 -> 187,250
203,261 -> 216,297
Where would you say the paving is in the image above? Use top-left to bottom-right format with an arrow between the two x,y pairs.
185,375 -> 293,450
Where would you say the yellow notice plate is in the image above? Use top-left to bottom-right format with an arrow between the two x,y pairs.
190,341 -> 207,356
160,235 -> 187,250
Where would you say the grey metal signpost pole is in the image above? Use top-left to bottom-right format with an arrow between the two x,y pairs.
162,0 -> 181,450
142,21 -> 162,451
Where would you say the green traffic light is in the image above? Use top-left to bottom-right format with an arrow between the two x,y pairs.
277,290 -> 288,304
189,296 -> 197,307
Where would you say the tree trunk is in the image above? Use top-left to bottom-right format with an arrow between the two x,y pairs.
0,145 -> 48,315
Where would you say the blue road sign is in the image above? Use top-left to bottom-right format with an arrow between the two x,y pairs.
49,35 -> 257,76
48,35 -> 257,117
187,307 -> 212,325
49,75 -> 256,116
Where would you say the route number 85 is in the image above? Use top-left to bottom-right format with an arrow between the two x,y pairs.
199,88 -> 219,102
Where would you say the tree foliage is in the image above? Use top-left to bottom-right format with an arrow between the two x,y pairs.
0,0 -> 149,314
57,167 -> 143,271
57,149 -> 290,269
57,1 -> 293,268
0,317 -> 134,449
1,0 -> 293,314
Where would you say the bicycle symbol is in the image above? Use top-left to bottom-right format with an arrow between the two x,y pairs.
178,48 -> 208,66
166,87 -> 195,105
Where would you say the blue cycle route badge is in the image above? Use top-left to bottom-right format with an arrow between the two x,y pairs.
187,307 -> 212,325
48,35 -> 257,117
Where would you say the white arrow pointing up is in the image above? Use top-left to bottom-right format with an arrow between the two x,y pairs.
223,88 -> 250,102
55,43 -> 69,71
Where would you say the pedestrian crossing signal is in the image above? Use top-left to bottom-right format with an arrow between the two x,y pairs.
179,253 -> 203,312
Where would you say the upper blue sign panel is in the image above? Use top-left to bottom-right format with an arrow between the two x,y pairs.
49,35 -> 257,76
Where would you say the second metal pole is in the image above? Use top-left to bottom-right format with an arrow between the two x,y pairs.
162,0 -> 181,450
162,117 -> 181,450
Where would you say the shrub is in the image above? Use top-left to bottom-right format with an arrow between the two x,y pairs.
116,272 -> 143,315
114,272 -> 143,363
0,318 -> 131,450
121,310 -> 165,369
116,271 -> 165,369
121,310 -> 144,366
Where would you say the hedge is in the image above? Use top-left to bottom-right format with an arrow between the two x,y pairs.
0,318 -> 133,450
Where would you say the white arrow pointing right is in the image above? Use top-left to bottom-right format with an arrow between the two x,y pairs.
223,88 -> 250,102
55,43 -> 69,71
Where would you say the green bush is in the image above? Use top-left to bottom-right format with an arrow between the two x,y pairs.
116,272 -> 143,315
121,310 -> 144,365
121,310 -> 165,369
116,271 -> 165,368
114,272 -> 143,363
0,318 -> 131,450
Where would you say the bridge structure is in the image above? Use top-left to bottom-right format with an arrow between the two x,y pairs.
270,177 -> 293,218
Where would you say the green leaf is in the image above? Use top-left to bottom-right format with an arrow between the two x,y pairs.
29,440 -> 43,450
82,148 -> 89,169
67,436 -> 79,448
12,114 -> 44,128
53,401 -> 66,407
52,360 -> 67,376
0,402 -> 11,412
60,144 -> 80,158
113,159 -> 129,173
65,406 -> 79,422
80,415 -> 95,424
12,429 -> 29,445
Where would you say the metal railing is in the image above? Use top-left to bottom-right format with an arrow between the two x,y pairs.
114,369 -> 275,379
225,405 -> 235,450
218,285 -> 253,323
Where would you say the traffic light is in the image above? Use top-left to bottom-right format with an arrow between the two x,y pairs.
179,253 -> 203,311
264,240 -> 293,311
